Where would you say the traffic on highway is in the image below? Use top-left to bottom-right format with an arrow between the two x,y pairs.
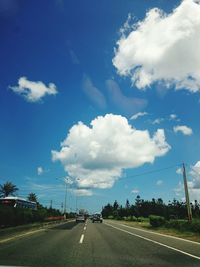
0,219 -> 200,267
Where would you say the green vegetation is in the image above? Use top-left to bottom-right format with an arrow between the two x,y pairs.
27,192 -> 38,202
164,219 -> 200,233
102,197 -> 200,235
102,197 -> 200,220
149,215 -> 166,227
0,203 -> 63,228
0,181 -> 19,197
0,181 -> 67,228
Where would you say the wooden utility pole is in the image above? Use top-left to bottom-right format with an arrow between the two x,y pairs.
182,163 -> 192,222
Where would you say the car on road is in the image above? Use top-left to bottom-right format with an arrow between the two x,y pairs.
92,213 -> 103,223
76,214 -> 86,223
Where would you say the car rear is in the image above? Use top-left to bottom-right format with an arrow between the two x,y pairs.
92,213 -> 103,223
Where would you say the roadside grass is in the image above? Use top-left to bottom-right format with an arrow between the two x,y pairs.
0,219 -> 69,241
107,219 -> 200,243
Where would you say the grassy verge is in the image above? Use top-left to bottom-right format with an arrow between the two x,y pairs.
107,219 -> 200,243
0,219 -> 69,241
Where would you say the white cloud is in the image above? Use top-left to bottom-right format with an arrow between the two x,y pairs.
37,167 -> 44,176
176,167 -> 182,175
152,118 -> 164,125
69,49 -> 80,65
173,125 -> 193,135
131,189 -> 139,194
174,181 -> 184,197
106,79 -> 147,115
113,0 -> 200,92
130,112 -> 148,120
189,161 -> 200,189
10,77 -> 58,102
52,114 -> 170,192
188,161 -> 200,201
72,189 -> 93,197
169,114 -> 178,121
174,161 -> 200,201
82,75 -> 106,109
156,180 -> 163,186
64,177 -> 74,185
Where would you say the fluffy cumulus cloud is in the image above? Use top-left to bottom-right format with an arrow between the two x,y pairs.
173,125 -> 193,135
174,161 -> 200,201
9,77 -> 58,102
52,114 -> 170,192
189,161 -> 200,189
113,0 -> 200,92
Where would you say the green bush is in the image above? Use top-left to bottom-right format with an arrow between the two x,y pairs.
149,215 -> 165,227
137,217 -> 147,222
189,220 -> 200,233
165,219 -> 200,233
124,216 -> 137,221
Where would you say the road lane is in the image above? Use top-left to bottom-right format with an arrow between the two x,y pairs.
0,220 -> 199,267
0,221 -> 85,267
80,220 -> 200,267
105,220 -> 200,258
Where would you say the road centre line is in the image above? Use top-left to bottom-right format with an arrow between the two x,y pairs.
79,234 -> 84,244
111,221 -> 200,245
105,222 -> 200,261
84,226 -> 86,231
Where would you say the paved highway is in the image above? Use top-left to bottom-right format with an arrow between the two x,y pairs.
0,220 -> 200,267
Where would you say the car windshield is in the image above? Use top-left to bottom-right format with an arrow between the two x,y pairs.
0,0 -> 200,266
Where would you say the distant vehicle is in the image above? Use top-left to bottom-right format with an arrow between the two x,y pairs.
0,196 -> 37,210
76,214 -> 86,223
92,213 -> 103,223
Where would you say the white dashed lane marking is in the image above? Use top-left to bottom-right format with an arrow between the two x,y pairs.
79,234 -> 84,244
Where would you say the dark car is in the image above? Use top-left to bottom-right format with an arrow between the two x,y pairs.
92,213 -> 103,223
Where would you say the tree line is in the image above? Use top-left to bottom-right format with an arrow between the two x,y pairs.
102,195 -> 200,220
0,181 -> 66,228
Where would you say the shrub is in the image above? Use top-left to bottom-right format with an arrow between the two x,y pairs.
137,217 -> 147,222
149,215 -> 165,227
165,219 -> 200,233
189,220 -> 200,233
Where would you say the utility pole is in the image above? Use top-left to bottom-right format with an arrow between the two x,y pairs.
64,183 -> 67,220
61,202 -> 63,214
182,163 -> 192,222
50,200 -> 52,209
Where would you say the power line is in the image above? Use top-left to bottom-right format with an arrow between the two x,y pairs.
120,163 -> 182,180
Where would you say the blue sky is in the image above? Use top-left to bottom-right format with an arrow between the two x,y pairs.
1,0 -> 200,213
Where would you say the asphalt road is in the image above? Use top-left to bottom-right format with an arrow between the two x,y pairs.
0,220 -> 200,267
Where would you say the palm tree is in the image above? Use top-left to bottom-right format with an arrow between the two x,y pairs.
0,181 -> 19,197
27,193 -> 37,203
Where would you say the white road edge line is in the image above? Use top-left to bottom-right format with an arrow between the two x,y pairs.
79,234 -> 84,244
110,221 -> 200,245
105,222 -> 200,261
0,220 -> 74,244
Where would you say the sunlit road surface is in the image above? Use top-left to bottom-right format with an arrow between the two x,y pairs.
0,220 -> 200,267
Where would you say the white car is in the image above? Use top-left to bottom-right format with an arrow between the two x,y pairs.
76,214 -> 85,223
